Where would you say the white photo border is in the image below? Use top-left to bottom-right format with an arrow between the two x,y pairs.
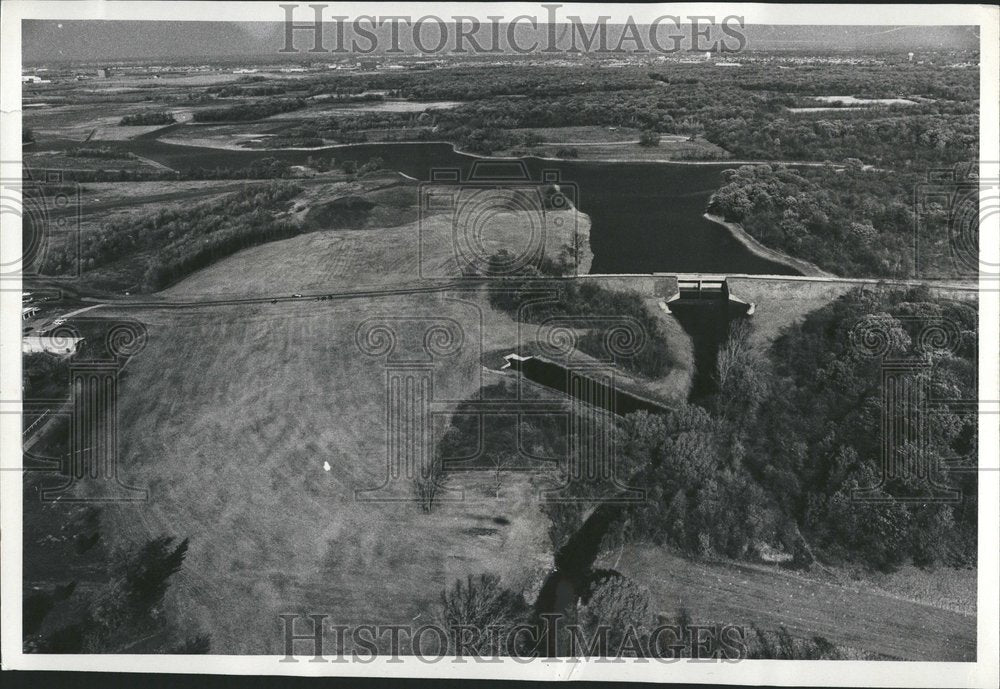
1,3 -> 997,686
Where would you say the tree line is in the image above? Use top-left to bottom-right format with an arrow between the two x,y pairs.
71,181 -> 303,291
120,111 -> 176,126
193,97 -> 307,122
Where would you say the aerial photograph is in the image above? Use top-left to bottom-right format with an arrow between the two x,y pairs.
6,7 -> 992,680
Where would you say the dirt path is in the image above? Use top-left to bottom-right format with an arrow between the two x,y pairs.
611,545 -> 976,661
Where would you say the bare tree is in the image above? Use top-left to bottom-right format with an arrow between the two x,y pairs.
437,574 -> 528,656
414,452 -> 448,513
715,318 -> 753,392
488,451 -> 513,499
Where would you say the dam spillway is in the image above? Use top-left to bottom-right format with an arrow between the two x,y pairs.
500,354 -> 672,417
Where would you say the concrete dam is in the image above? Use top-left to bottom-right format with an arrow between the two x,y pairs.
503,276 -> 754,412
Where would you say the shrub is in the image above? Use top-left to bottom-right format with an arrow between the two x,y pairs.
638,130 -> 660,147
119,112 -> 175,126
578,573 -> 652,655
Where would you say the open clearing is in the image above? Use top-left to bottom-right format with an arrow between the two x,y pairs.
499,127 -> 730,162
812,95 -> 919,106
269,99 -> 463,119
23,150 -> 164,173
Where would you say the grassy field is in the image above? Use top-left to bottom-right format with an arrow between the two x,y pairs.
24,151 -> 163,173
162,177 -> 592,298
53,172 -> 701,652
25,98 -> 199,141
726,278 -> 856,350
75,180 -> 253,206
269,99 -> 463,119
604,544 -> 976,661
498,126 -> 731,162
159,122 -> 300,150
87,263 -> 702,652
92,292 -> 560,653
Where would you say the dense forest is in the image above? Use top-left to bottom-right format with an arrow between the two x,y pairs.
708,163 -> 974,278
750,286 -> 977,569
610,286 -> 977,571
26,534 -> 203,653
193,97 -> 307,122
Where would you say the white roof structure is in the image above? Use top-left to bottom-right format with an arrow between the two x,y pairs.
23,336 -> 84,356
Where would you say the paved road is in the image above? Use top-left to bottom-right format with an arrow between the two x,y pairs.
27,303 -> 106,335
82,281 -> 474,310
71,272 -> 978,315
586,272 -> 980,291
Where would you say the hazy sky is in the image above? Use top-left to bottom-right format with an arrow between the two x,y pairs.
22,21 -> 980,63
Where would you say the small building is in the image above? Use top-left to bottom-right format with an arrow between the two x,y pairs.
96,67 -> 111,78
22,306 -> 39,320
23,335 -> 84,357
21,75 -> 43,84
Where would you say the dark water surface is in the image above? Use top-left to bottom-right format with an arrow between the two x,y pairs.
43,138 -> 800,276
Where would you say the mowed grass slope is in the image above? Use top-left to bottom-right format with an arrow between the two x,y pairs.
163,180 -> 591,298
100,293 -> 556,653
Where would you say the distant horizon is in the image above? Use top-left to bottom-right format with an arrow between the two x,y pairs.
22,21 -> 980,64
